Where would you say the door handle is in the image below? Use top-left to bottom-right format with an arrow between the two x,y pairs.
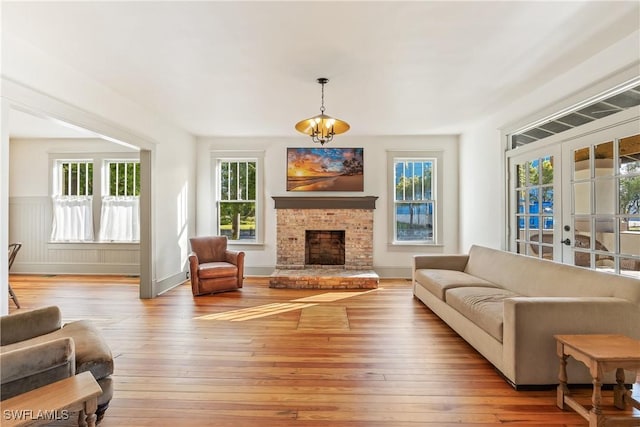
561,238 -> 571,246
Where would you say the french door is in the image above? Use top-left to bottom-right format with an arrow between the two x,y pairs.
560,120 -> 640,276
509,118 -> 640,277
509,146 -> 562,262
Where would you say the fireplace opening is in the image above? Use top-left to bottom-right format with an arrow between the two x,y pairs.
305,230 -> 345,266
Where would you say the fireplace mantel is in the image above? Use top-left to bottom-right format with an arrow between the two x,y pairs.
272,196 -> 378,210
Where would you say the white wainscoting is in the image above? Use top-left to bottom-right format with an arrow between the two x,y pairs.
9,197 -> 140,275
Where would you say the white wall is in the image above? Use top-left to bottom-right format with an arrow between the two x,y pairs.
1,34 -> 197,311
196,135 -> 460,277
459,30 -> 640,253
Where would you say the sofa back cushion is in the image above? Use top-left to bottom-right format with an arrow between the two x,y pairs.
464,245 -> 640,305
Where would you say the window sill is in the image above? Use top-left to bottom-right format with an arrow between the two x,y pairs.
48,241 -> 140,250
388,242 -> 444,248
227,241 -> 265,250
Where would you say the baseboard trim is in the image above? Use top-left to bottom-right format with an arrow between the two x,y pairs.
155,271 -> 188,295
10,263 -> 139,276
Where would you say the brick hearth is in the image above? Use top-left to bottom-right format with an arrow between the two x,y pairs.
269,268 -> 379,289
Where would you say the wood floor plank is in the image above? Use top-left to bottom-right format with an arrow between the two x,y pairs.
6,274 -> 637,426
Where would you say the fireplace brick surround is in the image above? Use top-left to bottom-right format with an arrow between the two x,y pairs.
270,196 -> 379,289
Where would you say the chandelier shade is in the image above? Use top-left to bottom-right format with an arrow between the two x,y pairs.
295,78 -> 349,145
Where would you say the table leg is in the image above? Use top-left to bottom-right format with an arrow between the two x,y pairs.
81,397 -> 98,427
613,367 -> 626,410
589,375 -> 604,427
556,345 -> 569,410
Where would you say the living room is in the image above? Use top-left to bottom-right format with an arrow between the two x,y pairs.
1,1 -> 639,425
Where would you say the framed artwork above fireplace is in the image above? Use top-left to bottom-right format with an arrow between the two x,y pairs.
287,147 -> 364,192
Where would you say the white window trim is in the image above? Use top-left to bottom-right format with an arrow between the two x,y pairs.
211,150 -> 264,245
387,150 -> 444,246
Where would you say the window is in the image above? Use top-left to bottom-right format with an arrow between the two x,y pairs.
216,158 -> 259,242
51,160 -> 95,241
50,154 -> 140,243
391,157 -> 436,244
106,161 -> 140,196
99,160 -> 140,242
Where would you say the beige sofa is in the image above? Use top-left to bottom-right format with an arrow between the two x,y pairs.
413,245 -> 640,388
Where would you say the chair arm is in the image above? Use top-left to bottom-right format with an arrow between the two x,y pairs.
0,306 -> 62,346
413,254 -> 469,271
1,337 -> 76,400
225,250 -> 246,287
188,252 -> 200,293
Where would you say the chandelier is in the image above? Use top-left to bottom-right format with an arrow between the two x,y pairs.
295,77 -> 350,145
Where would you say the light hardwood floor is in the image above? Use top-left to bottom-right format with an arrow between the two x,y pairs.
6,275 -> 638,426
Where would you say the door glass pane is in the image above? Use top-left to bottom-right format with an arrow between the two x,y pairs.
517,164 -> 526,187
620,257 -> 640,278
573,182 -> 591,214
594,141 -> 614,176
528,160 -> 540,185
542,186 -> 553,214
595,178 -> 615,214
620,218 -> 640,255
574,250 -> 591,268
574,147 -> 590,180
528,188 -> 539,216
619,176 -> 640,215
594,218 -> 614,254
619,134 -> 640,174
541,156 -> 553,184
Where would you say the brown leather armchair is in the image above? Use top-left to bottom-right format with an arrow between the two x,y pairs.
188,236 -> 245,296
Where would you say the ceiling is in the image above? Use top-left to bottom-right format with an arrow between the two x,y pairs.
3,1 -> 639,139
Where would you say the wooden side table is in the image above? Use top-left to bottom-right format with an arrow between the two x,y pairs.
555,334 -> 640,427
2,371 -> 102,427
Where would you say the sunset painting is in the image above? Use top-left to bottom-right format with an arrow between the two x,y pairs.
287,148 -> 364,191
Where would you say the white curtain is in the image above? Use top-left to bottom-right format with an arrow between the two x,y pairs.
99,196 -> 140,242
50,196 -> 95,241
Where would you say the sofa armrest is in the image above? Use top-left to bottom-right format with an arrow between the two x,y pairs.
413,254 -> 469,271
0,306 -> 62,346
0,337 -> 75,400
502,297 -> 640,385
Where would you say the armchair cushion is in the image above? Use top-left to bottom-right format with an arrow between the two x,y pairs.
2,320 -> 114,381
0,306 -> 62,346
1,337 -> 75,400
198,262 -> 238,279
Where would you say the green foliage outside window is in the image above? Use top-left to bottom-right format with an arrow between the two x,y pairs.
108,161 -> 140,196
61,162 -> 93,196
219,161 -> 257,240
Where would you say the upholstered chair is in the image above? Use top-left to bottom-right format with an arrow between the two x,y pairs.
0,306 -> 114,421
188,236 -> 245,296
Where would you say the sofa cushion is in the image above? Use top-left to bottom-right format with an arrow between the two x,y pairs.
1,320 -> 113,381
198,262 -> 238,279
415,269 -> 499,301
446,287 -> 521,342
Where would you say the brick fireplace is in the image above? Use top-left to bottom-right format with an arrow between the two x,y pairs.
270,196 -> 379,289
